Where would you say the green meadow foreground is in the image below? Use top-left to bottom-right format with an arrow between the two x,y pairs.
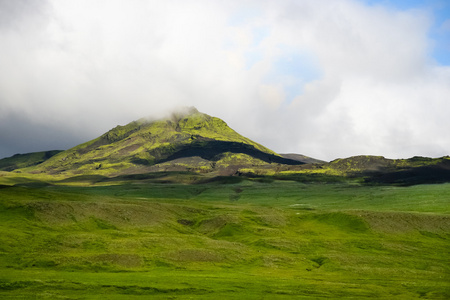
0,180 -> 449,299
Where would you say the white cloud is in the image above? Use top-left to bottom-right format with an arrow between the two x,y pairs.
0,0 -> 449,160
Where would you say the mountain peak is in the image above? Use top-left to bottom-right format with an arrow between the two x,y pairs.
167,106 -> 200,123
172,106 -> 199,117
28,108 -> 302,176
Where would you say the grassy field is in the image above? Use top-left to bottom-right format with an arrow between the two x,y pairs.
0,179 -> 449,299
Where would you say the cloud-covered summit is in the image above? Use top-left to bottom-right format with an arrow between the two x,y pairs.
0,0 -> 449,160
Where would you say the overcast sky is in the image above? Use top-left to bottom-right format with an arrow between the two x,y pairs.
1,0 -> 449,161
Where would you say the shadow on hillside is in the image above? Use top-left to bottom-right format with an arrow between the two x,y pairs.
55,170 -> 346,186
196,171 -> 348,184
58,175 -> 109,183
111,171 -> 198,182
56,172 -> 200,185
142,140 -> 304,166
364,161 -> 450,186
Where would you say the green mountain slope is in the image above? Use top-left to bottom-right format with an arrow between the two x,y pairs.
27,107 -> 301,176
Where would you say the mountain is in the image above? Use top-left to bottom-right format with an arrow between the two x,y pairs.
24,107 -> 304,177
3,108 -> 448,185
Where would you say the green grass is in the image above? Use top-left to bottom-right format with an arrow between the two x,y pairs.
0,181 -> 449,298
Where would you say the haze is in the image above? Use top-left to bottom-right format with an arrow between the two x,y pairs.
1,0 -> 449,161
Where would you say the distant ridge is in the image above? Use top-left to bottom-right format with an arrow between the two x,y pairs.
0,150 -> 62,171
324,155 -> 450,185
280,153 -> 326,164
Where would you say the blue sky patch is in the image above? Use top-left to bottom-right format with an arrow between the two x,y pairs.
227,6 -> 262,26
245,50 -> 264,69
251,27 -> 270,47
265,48 -> 322,104
363,0 -> 450,65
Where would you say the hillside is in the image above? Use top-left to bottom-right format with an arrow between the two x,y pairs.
23,107 -> 302,177
321,155 -> 450,185
237,155 -> 450,185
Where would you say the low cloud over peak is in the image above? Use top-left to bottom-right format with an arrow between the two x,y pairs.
0,0 -> 449,160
